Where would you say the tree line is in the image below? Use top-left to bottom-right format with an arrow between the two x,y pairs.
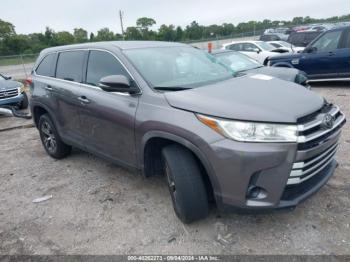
0,14 -> 350,56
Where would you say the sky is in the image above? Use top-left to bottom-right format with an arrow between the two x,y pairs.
1,0 -> 349,35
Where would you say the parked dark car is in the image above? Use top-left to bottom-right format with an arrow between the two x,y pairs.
30,41 -> 345,223
287,31 -> 322,47
211,50 -> 310,88
260,34 -> 282,41
0,73 -> 29,109
267,26 -> 350,81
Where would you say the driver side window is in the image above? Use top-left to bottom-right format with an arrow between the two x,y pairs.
311,30 -> 342,52
86,50 -> 129,86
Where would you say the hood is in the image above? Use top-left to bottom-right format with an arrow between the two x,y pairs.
0,80 -> 22,90
164,75 -> 323,123
244,66 -> 300,83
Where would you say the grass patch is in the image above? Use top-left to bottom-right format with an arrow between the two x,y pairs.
0,56 -> 37,67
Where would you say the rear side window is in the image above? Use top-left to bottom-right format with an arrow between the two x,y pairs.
86,50 -> 128,86
36,53 -> 56,77
56,51 -> 85,82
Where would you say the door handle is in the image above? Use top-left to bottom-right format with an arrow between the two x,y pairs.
45,85 -> 53,91
77,96 -> 90,104
328,52 -> 335,56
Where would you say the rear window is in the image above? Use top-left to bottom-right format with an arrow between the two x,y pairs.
56,51 -> 85,82
36,53 -> 56,77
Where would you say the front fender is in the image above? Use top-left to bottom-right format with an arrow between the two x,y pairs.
140,130 -> 222,199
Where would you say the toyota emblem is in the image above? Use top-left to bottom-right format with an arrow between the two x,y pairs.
321,114 -> 334,129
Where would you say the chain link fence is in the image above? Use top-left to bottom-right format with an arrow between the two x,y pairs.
0,54 -> 39,80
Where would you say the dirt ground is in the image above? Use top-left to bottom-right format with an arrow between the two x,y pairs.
0,83 -> 349,255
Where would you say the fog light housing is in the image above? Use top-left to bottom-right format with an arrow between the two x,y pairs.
247,186 -> 267,200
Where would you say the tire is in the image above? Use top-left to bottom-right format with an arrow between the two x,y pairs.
19,92 -> 29,109
162,144 -> 209,223
38,114 -> 71,159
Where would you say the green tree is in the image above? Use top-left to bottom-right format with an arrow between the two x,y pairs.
95,28 -> 115,41
125,27 -> 143,40
175,26 -> 183,41
136,17 -> 156,30
55,31 -> 75,46
90,32 -> 95,41
0,19 -> 15,38
158,24 -> 176,41
73,28 -> 88,43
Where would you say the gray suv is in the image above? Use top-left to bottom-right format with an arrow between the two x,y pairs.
30,41 -> 346,223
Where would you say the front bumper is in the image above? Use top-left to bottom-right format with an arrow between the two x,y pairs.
207,124 -> 343,212
0,93 -> 24,107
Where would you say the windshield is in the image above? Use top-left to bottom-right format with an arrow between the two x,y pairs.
214,52 -> 261,72
123,46 -> 233,89
256,42 -> 275,51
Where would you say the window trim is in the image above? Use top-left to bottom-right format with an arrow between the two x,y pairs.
33,48 -> 142,95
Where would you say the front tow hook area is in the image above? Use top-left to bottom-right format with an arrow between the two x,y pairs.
0,106 -> 32,119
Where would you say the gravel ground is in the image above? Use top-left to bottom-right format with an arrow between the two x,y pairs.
0,83 -> 349,255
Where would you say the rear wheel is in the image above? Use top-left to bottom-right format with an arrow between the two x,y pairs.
38,114 -> 71,159
162,144 -> 209,223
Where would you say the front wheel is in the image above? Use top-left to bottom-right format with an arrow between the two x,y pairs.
162,144 -> 209,223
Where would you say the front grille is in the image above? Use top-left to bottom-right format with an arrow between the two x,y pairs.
297,105 -> 346,150
286,104 -> 346,186
287,143 -> 338,185
0,88 -> 19,99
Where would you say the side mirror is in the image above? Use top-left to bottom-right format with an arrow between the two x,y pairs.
98,75 -> 139,94
254,48 -> 260,54
304,46 -> 317,53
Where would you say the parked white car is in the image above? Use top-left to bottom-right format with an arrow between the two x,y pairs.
222,41 -> 288,64
267,41 -> 305,53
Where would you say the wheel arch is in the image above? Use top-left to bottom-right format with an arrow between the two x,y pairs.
141,131 -> 221,204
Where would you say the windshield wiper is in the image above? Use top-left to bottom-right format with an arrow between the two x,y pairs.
153,86 -> 192,91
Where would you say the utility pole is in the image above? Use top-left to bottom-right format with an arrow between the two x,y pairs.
119,10 -> 125,39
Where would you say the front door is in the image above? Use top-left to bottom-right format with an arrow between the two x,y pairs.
78,50 -> 139,168
297,29 -> 343,79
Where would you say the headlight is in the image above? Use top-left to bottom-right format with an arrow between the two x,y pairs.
18,84 -> 25,93
197,114 -> 297,142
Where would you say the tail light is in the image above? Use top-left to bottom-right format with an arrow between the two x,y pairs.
25,76 -> 33,86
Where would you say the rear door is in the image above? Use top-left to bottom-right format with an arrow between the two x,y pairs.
51,50 -> 87,145
78,50 -> 139,167
296,29 -> 343,79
